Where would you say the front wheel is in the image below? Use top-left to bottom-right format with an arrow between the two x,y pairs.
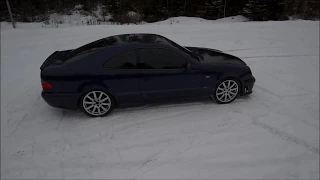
80,90 -> 114,117
211,79 -> 239,104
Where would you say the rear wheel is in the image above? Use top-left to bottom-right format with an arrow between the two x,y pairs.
211,79 -> 239,104
80,90 -> 114,117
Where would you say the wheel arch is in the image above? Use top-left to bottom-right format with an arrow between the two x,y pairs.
216,75 -> 243,96
77,83 -> 118,109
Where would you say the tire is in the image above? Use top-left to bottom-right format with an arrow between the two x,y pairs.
79,89 -> 115,117
211,78 -> 240,104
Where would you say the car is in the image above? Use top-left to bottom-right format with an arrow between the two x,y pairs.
40,33 -> 255,117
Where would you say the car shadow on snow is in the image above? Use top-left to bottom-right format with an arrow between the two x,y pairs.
51,95 -> 252,119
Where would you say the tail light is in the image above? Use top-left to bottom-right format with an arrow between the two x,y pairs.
41,80 -> 52,89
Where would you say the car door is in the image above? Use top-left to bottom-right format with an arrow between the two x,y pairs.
136,48 -> 203,101
101,50 -> 141,105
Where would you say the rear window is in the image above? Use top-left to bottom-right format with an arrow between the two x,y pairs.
65,51 -> 99,64
66,37 -> 118,60
67,39 -> 107,59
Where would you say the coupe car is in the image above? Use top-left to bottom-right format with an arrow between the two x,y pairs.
40,33 -> 255,117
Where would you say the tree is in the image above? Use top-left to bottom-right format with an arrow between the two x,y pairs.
243,0 -> 283,20
223,0 -> 227,17
0,0 -> 318,23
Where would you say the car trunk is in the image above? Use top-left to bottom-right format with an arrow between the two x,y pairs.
40,50 -> 72,70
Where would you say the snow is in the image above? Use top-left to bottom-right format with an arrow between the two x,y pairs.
209,15 -> 249,23
0,15 -> 247,29
92,5 -> 112,22
0,6 -> 111,30
128,11 -> 138,17
49,11 -> 99,26
152,15 -> 249,24
74,4 -> 84,10
1,19 -> 319,179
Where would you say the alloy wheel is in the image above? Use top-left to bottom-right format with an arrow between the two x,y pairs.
82,91 -> 112,116
215,80 -> 239,103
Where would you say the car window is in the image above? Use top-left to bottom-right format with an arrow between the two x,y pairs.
137,49 -> 187,69
65,50 -> 99,64
103,50 -> 136,69
67,39 -> 107,59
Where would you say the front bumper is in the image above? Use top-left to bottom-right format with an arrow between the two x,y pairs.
41,92 -> 81,110
241,76 -> 255,96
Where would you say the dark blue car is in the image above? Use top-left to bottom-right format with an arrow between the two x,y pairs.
40,33 -> 255,117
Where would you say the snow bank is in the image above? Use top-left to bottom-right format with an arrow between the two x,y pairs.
213,15 -> 249,23
0,22 -> 44,29
1,15 -> 249,29
152,15 -> 249,25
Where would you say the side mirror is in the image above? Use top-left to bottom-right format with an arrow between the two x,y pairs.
186,63 -> 192,70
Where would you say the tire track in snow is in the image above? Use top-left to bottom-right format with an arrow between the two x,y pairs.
244,91 -> 319,154
130,111 -> 241,179
9,113 -> 28,137
223,46 -> 281,52
132,122 -> 240,179
135,148 -> 167,171
254,85 -> 283,98
113,106 -> 212,135
252,118 -> 319,154
266,72 -> 318,95
240,54 -> 318,59
55,110 -> 65,131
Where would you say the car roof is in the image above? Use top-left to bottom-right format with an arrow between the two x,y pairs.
98,33 -> 175,48
67,33 -> 178,59
67,33 -> 200,64
99,34 -> 200,61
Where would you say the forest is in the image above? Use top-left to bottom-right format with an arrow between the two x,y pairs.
1,0 -> 319,23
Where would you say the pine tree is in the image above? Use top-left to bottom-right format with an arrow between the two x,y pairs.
244,0 -> 266,20
243,0 -> 283,20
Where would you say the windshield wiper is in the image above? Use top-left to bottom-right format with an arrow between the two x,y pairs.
192,51 -> 202,61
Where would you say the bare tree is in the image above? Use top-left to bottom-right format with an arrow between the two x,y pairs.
224,0 -> 227,17
303,0 -> 309,18
218,0 -> 223,18
5,0 -> 16,28
171,0 -> 173,13
294,0 -> 300,17
284,0 -> 288,15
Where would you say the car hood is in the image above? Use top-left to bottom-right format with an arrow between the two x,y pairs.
184,46 -> 246,65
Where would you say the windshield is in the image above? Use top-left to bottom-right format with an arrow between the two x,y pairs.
168,40 -> 200,61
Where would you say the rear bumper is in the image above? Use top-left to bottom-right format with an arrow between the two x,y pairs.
41,92 -> 81,110
241,75 -> 255,96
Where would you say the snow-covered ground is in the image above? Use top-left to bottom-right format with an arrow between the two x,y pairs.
1,19 -> 319,179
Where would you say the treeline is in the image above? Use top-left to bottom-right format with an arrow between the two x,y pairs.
1,0 -> 319,23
